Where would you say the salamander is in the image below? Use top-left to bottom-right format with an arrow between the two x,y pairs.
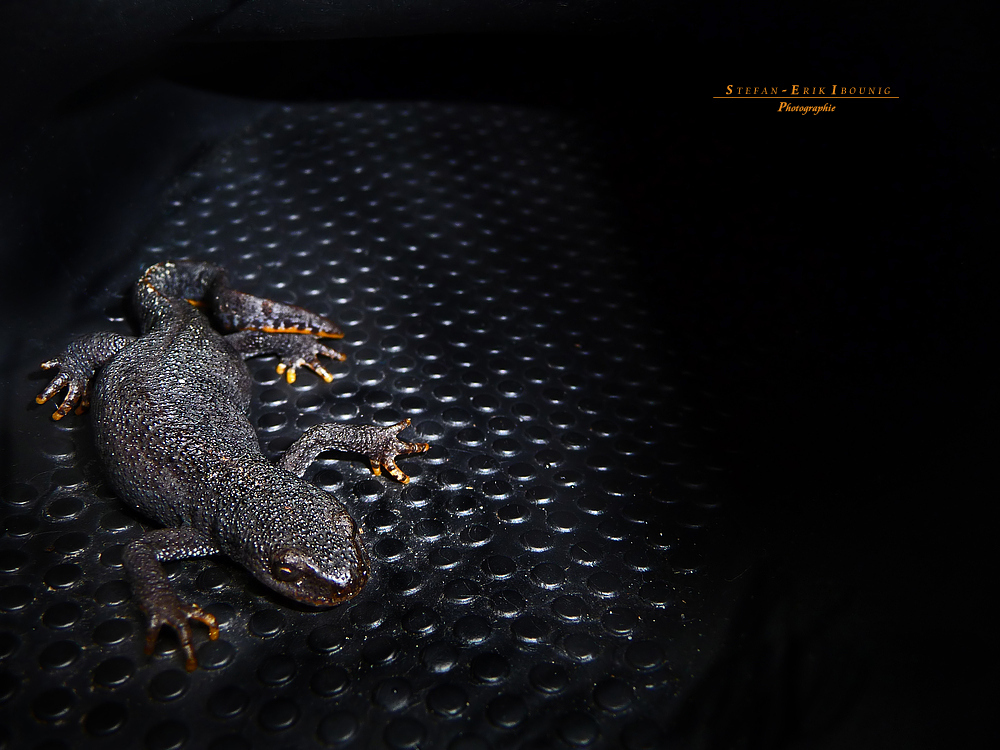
36,260 -> 429,670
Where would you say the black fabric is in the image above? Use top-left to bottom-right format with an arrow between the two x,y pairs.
0,0 -> 660,149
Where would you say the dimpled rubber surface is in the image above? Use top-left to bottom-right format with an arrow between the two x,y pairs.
1,103 -> 727,749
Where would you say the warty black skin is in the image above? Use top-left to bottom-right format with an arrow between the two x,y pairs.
36,261 -> 429,670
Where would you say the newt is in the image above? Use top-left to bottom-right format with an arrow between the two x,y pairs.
36,261 -> 429,670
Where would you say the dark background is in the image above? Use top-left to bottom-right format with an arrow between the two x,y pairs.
1,1 -> 994,748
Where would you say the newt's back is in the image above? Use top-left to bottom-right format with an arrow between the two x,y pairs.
92,303 -> 259,528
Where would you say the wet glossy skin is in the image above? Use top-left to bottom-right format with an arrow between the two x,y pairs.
37,261 -> 428,669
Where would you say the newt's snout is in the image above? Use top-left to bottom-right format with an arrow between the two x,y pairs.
266,533 -> 369,607
323,533 -> 370,604
331,560 -> 368,603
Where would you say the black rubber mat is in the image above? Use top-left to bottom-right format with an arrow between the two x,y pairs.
1,101 -> 734,749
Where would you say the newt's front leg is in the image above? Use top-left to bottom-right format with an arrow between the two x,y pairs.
280,419 -> 430,483
121,527 -> 221,671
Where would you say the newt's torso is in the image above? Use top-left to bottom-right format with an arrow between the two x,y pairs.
94,302 -> 258,529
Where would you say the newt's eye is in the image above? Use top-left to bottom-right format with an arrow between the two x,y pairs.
273,564 -> 302,582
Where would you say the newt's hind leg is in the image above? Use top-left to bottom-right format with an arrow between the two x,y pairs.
206,268 -> 346,382
280,419 -> 430,483
225,330 -> 346,383
36,332 -> 134,420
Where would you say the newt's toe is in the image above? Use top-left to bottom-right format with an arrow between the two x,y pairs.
275,362 -> 295,383
144,598 -> 219,671
189,604 -> 220,641
364,420 -> 431,483
384,459 -> 410,484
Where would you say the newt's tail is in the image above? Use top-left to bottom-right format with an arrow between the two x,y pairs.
135,261 -> 343,339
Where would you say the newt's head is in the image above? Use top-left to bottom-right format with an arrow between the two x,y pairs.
246,484 -> 370,607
